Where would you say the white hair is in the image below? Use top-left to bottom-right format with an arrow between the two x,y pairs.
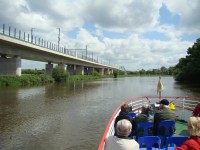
116,119 -> 132,137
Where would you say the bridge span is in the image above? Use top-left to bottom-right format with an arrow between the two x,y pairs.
0,25 -> 118,76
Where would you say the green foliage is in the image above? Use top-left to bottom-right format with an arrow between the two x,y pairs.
39,74 -> 54,84
52,65 -> 69,82
69,75 -> 100,82
113,70 -> 118,78
91,70 -> 100,76
125,66 -> 176,76
0,76 -> 20,86
0,75 -> 54,87
118,70 -> 125,75
174,38 -> 200,82
22,69 -> 44,74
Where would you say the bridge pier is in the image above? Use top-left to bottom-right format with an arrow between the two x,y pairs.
76,65 -> 84,75
104,68 -> 109,75
45,62 -> 53,75
87,67 -> 94,75
0,56 -> 21,76
67,65 -> 75,75
67,65 -> 84,75
101,68 -> 105,75
110,69 -> 113,75
95,68 -> 104,75
104,68 -> 113,75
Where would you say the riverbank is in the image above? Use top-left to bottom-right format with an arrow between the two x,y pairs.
0,74 -> 54,86
0,74 -> 112,87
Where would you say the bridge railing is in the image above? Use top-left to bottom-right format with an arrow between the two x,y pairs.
0,24 -> 114,68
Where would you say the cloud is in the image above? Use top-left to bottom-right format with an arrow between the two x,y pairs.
85,0 -> 162,33
102,34 -> 192,70
0,0 -> 198,71
164,0 -> 200,34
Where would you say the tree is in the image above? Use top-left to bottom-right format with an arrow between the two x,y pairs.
52,65 -> 69,82
174,38 -> 200,82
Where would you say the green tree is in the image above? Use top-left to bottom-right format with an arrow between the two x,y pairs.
52,65 -> 69,82
174,38 -> 200,82
160,66 -> 168,75
91,70 -> 100,76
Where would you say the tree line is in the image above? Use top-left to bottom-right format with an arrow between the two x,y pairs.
125,38 -> 200,83
21,38 -> 200,83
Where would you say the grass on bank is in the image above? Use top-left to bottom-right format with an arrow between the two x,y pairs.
0,74 -> 54,86
0,67 -> 117,87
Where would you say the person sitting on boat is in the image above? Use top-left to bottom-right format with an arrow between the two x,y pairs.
104,119 -> 139,150
114,104 -> 133,136
153,99 -> 176,135
192,103 -> 200,117
132,104 -> 153,136
175,116 -> 200,150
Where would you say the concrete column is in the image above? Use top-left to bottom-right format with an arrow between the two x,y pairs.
45,62 -> 53,75
94,68 -> 104,75
84,67 -> 88,75
76,65 -> 84,75
0,56 -> 21,76
104,68 -> 109,75
87,67 -> 94,75
99,68 -> 104,75
110,69 -> 113,75
67,65 -> 75,75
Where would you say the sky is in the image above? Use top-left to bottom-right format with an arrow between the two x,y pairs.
0,0 -> 200,71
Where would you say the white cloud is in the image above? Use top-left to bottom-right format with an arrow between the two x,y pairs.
0,0 -> 198,71
164,0 -> 200,34
85,0 -> 162,33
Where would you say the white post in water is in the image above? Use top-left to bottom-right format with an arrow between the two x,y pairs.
157,76 -> 164,100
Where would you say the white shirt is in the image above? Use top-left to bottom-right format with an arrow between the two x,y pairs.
104,136 -> 139,150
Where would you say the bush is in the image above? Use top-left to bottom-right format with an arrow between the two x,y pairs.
0,76 -> 20,86
113,70 -> 118,78
52,65 -> 69,82
22,69 -> 44,74
92,70 -> 100,76
0,74 -> 54,87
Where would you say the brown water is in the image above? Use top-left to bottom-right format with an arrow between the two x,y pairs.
0,76 -> 200,150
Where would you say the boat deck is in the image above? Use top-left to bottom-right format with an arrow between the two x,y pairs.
174,120 -> 188,136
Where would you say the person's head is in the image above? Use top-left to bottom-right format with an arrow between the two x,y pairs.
192,103 -> 200,117
141,104 -> 152,115
116,119 -> 132,137
121,104 -> 130,113
159,99 -> 169,109
187,116 -> 200,136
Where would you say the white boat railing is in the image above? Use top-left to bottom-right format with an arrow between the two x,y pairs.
98,96 -> 200,150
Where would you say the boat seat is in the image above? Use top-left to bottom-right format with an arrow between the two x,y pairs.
136,122 -> 153,140
128,112 -> 136,118
157,120 -> 176,147
138,136 -> 161,150
165,136 -> 189,150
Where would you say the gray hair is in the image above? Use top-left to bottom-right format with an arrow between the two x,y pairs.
116,119 -> 132,137
141,104 -> 152,115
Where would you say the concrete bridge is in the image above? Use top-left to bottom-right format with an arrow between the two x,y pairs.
0,25 -> 118,76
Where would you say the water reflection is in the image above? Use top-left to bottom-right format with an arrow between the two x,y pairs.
0,77 -> 200,150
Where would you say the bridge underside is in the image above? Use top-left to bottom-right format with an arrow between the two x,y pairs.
0,56 -> 113,76
0,56 -> 21,76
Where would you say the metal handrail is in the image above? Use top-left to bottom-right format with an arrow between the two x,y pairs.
98,96 -> 200,150
0,24 -> 114,68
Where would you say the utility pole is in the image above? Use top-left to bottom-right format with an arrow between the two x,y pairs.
57,28 -> 60,50
86,45 -> 87,58
30,28 -> 35,43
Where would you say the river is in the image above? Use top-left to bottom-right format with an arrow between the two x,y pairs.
0,76 -> 200,150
